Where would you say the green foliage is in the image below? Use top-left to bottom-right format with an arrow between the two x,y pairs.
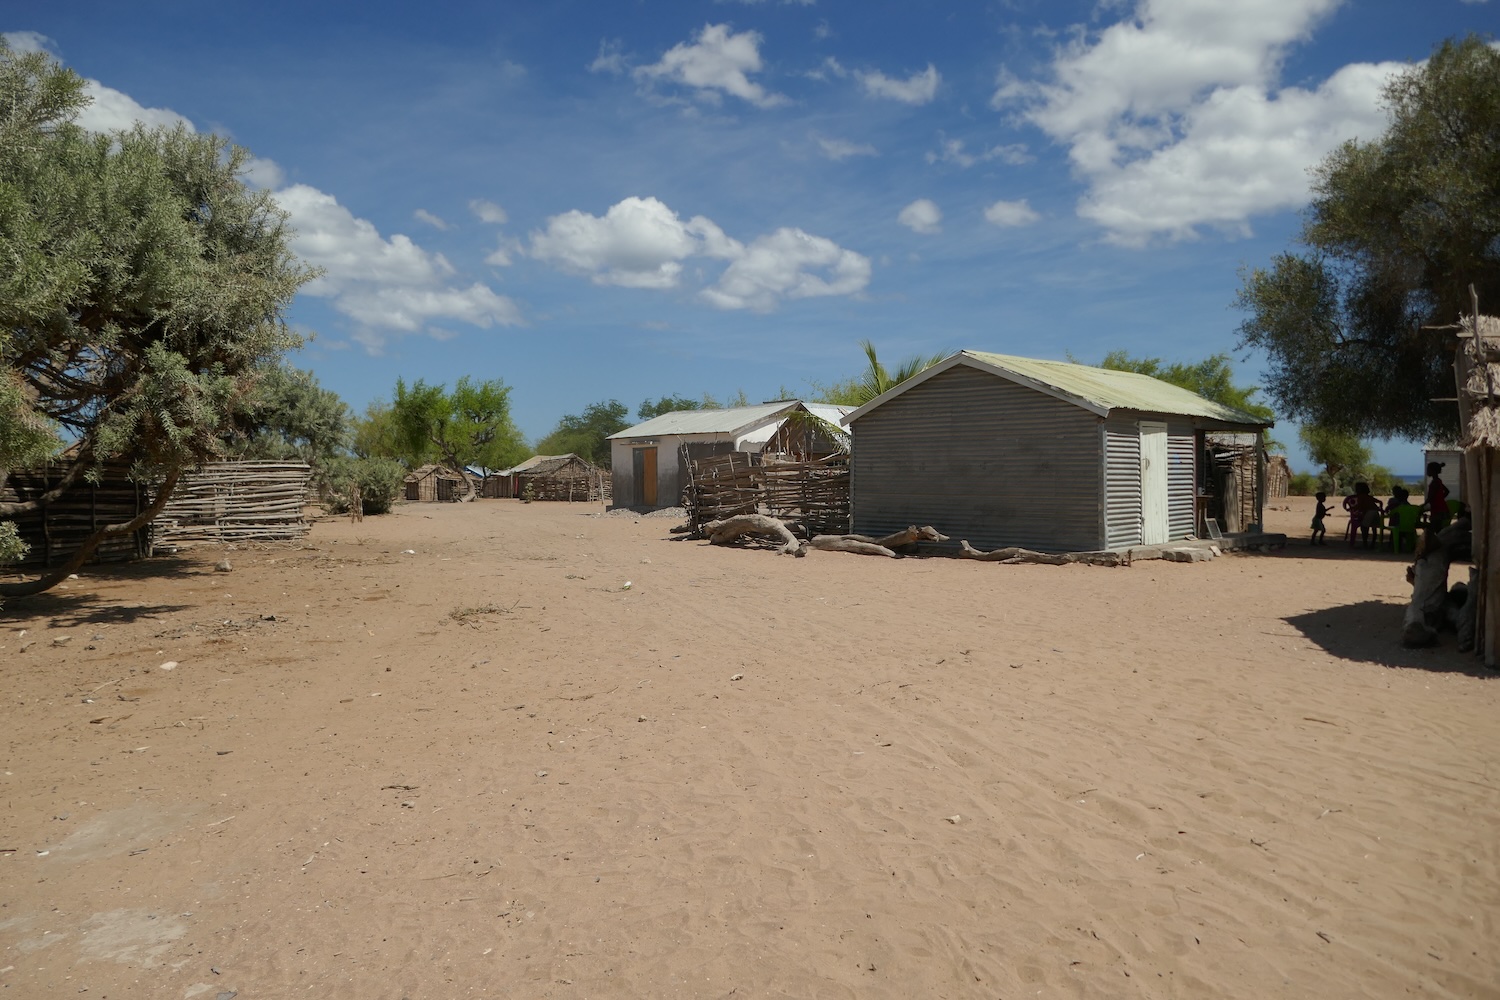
231,364 -> 349,470
391,376 -> 527,484
1,41 -> 313,595
350,398 -> 429,466
1298,425 -> 1373,494
0,520 -> 27,564
812,340 -> 949,406
536,399 -> 629,466
1095,351 -> 1275,422
1236,35 -> 1500,440
638,394 -> 716,420
1288,471 -> 1319,496
321,456 -> 405,516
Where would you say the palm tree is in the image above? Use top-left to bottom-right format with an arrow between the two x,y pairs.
820,340 -> 951,406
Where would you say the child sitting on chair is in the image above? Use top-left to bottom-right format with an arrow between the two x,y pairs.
1342,482 -> 1383,549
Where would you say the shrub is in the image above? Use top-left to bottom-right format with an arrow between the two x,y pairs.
1288,472 -> 1319,496
321,457 -> 406,515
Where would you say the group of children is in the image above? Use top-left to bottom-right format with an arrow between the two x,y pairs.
1310,462 -> 1451,548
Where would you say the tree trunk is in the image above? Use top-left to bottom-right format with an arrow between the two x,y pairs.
703,514 -> 805,556
0,466 -> 184,599
807,536 -> 898,557
956,539 -> 1128,567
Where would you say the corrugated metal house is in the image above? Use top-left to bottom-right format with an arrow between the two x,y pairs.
607,401 -> 851,510
841,351 -> 1272,553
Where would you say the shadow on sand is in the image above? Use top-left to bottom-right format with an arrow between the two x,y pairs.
1285,600 -> 1494,678
2,553 -> 206,626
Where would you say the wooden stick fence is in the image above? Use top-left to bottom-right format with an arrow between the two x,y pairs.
682,448 -> 849,536
2,464 -> 151,568
154,461 -> 312,545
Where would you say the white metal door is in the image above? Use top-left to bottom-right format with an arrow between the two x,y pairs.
1140,421 -> 1169,545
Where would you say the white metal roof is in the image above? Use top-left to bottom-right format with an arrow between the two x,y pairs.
842,351 -> 1272,428
608,401 -> 802,440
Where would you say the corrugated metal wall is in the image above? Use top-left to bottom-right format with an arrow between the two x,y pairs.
1103,421 -> 1142,548
850,366 -> 1103,552
1102,413 -> 1198,545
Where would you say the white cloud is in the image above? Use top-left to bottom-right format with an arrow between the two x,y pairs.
813,133 -> 877,160
76,80 -> 195,133
470,199 -> 508,224
995,0 -> 1404,244
703,228 -> 871,312
530,196 -> 740,289
634,23 -> 787,108
485,237 -> 523,267
240,156 -> 286,190
2,31 -> 53,55
898,199 -> 943,234
590,39 -> 627,75
531,196 -> 869,311
984,199 -> 1041,227
276,184 -> 523,337
413,208 -> 450,230
926,134 -> 1032,168
856,64 -> 940,105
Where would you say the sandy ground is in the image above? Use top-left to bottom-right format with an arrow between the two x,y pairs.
1,495 -> 1497,1000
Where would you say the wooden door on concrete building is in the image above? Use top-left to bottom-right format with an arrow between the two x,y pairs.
1140,421 -> 1169,545
633,447 -> 658,506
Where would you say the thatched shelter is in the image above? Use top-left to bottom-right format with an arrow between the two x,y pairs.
492,454 -> 607,502
404,464 -> 465,502
1454,312 -> 1500,667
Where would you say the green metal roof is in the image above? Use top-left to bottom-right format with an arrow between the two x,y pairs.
843,351 -> 1272,428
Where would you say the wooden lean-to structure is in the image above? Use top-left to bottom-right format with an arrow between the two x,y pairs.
1453,309 -> 1500,667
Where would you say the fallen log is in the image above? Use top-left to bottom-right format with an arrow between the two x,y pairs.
956,539 -> 1127,567
807,536 -> 898,557
845,525 -> 951,551
1402,517 -> 1473,648
703,514 -> 806,556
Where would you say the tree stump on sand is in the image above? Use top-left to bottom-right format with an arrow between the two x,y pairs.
703,514 -> 806,556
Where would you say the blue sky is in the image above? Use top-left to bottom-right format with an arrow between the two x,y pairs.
6,1 -> 1496,473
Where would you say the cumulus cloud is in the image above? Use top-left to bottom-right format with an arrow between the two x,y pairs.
470,199 -> 508,224
635,23 -> 786,107
276,184 -> 523,340
898,199 -> 943,234
857,64 -> 940,105
702,228 -> 871,312
413,208 -> 450,230
926,134 -> 1032,168
984,199 -> 1041,227
485,237 -> 523,267
240,156 -> 286,190
813,133 -> 877,160
530,196 -> 740,289
530,196 -> 869,311
2,30 -> 53,54
995,0 -> 1403,244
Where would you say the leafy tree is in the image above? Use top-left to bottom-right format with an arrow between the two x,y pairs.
1095,351 -> 1276,422
537,400 -> 630,466
1299,425 -> 1372,494
638,394 -> 711,420
1236,35 -> 1500,441
812,339 -> 949,406
350,398 -> 431,466
230,364 -> 349,470
390,376 -> 527,499
0,41 -> 312,598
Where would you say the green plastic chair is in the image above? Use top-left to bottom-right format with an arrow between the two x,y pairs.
1390,504 -> 1422,553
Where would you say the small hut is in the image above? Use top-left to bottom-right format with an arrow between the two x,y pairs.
1265,454 -> 1292,499
404,464 -> 465,502
495,454 -> 606,502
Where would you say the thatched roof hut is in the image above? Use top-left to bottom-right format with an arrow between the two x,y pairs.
404,464 -> 465,502
489,454 -> 606,502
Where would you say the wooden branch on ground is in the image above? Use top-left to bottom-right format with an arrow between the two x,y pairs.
956,539 -> 1127,567
702,514 -> 806,556
807,536 -> 898,557
1402,518 -> 1473,647
845,525 -> 950,550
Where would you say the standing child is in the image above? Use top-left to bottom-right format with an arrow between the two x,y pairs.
1311,492 -> 1332,546
1424,461 -> 1451,532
